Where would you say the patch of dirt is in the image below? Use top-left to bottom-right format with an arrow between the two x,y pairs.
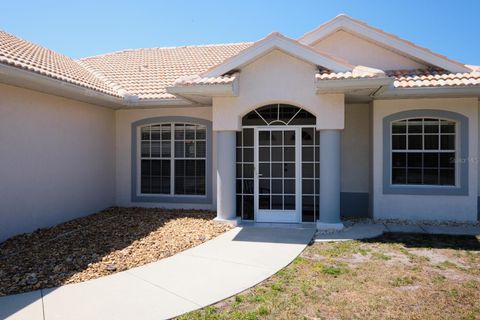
0,208 -> 232,296
409,249 -> 467,268
338,253 -> 371,264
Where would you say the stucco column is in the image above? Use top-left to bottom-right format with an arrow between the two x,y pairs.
214,130 -> 238,224
317,129 -> 344,230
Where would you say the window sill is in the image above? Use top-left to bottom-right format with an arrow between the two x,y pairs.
132,193 -> 211,204
383,184 -> 468,196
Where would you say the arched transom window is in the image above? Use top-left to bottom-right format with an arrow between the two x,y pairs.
242,104 -> 315,126
391,118 -> 456,186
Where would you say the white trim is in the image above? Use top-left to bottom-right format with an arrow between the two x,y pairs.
298,15 -> 470,73
253,127 -> 302,223
203,33 -> 352,77
316,77 -> 394,93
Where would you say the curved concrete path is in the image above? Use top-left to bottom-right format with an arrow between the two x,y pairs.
0,226 -> 315,320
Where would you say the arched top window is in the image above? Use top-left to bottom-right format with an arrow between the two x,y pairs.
242,104 -> 315,126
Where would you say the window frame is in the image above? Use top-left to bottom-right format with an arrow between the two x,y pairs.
131,116 -> 212,204
383,109 -> 469,196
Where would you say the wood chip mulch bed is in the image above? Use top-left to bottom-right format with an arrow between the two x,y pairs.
0,208 -> 232,296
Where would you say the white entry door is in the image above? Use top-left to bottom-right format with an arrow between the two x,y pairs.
254,127 -> 301,223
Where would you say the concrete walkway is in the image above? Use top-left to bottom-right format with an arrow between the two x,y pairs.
316,222 -> 480,242
0,226 -> 315,320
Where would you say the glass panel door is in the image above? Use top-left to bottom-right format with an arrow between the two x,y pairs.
254,127 -> 301,223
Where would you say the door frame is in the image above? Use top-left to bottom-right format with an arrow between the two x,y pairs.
253,126 -> 302,223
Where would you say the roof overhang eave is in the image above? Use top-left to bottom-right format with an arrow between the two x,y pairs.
0,63 -> 127,108
316,77 -> 394,94
377,86 -> 480,99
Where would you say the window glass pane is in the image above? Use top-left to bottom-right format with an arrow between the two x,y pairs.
408,119 -> 422,133
141,126 -> 150,140
151,141 -> 161,157
440,153 -> 455,168
259,195 -> 270,209
185,141 -> 195,158
423,153 -> 439,168
284,196 -> 295,209
161,124 -> 171,140
175,160 -> 185,176
236,148 -> 242,162
424,119 -> 439,133
441,120 -> 455,133
284,147 -> 295,161
441,135 -> 455,150
407,168 -> 422,184
174,124 -> 184,140
392,135 -> 406,150
243,195 -> 254,220
408,135 -> 422,150
242,111 -> 265,126
392,168 -> 406,184
278,104 -> 299,123
257,105 -> 278,124
302,147 -> 314,161
259,131 -> 270,145
236,131 -> 242,146
284,179 -> 296,194
259,147 -> 269,161
243,148 -> 254,163
196,126 -> 206,140
302,163 -> 314,178
259,179 -> 270,194
243,164 -> 254,178
141,141 -> 150,157
271,195 -> 283,209
243,129 -> 254,146
284,131 -> 295,145
302,179 -> 314,194
407,153 -> 422,168
272,163 -> 282,178
271,131 -> 282,145
302,196 -> 315,222
272,179 -> 282,194
289,110 -> 315,125
392,120 -> 406,134
151,125 -> 161,140
423,169 -> 439,185
175,141 -> 184,157
259,163 -> 270,178
424,135 -> 439,150
302,128 -> 314,145
440,169 -> 455,185
272,147 -> 282,161
161,142 -> 171,157
243,180 -> 254,194
284,163 -> 295,178
392,153 -> 406,167
196,141 -> 206,158
185,125 -> 195,140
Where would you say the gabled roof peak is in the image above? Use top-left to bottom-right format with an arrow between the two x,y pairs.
299,14 -> 470,73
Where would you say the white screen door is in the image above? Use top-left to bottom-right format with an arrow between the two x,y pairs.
254,127 -> 301,223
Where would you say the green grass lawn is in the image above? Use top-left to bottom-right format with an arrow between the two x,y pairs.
178,233 -> 480,320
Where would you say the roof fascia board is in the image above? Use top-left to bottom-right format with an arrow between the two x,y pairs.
299,16 -> 470,73
203,34 -> 352,77
378,86 -> 480,98
166,78 -> 238,97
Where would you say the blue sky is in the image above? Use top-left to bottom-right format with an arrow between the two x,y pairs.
2,0 -> 479,64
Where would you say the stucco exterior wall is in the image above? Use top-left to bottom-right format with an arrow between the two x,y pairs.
342,103 -> 370,193
312,30 -> 426,70
212,50 -> 345,131
115,106 -> 216,210
0,83 -> 115,241
373,98 -> 479,222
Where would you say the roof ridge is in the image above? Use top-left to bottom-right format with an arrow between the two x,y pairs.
76,59 -> 132,97
77,41 -> 255,61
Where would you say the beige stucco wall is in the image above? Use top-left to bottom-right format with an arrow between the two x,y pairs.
212,50 -> 345,131
0,83 -> 115,241
373,98 -> 479,222
313,30 -> 426,70
342,104 -> 370,193
115,106 -> 216,209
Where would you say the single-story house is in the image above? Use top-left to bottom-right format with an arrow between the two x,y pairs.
1,14 -> 479,241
